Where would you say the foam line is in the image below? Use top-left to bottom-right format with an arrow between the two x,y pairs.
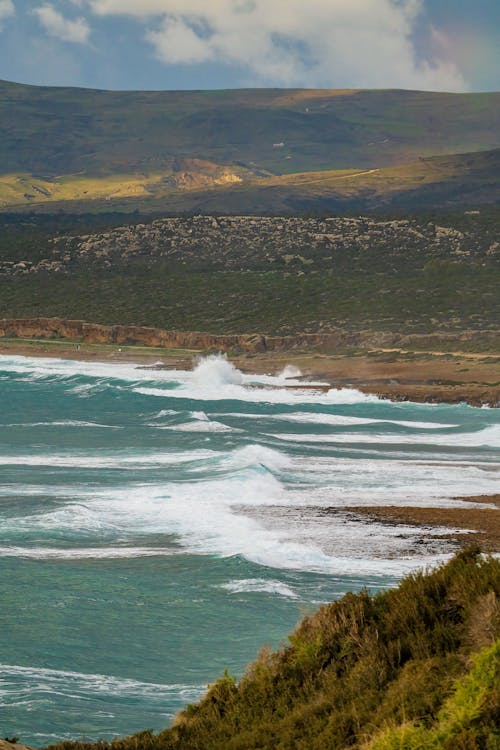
269,425 -> 500,447
0,663 -> 205,701
220,579 -> 299,598
0,546 -> 182,559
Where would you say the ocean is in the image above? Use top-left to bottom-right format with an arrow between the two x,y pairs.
0,354 -> 498,746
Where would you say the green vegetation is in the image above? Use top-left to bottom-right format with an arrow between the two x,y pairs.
42,549 -> 499,750
1,209 -> 498,338
1,266 -> 499,336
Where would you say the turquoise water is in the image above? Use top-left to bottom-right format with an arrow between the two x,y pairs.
0,354 -> 498,746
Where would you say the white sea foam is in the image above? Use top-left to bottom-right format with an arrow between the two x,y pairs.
154,411 -> 240,433
279,364 -> 302,379
192,354 -> 243,386
217,444 -> 292,474
134,383 -> 376,406
0,449 -> 217,468
4,420 -> 122,429
220,579 -> 299,598
270,424 -> 500,448
0,663 -> 205,701
0,546 -> 182,559
0,354 -> 382,405
152,409 -> 179,418
157,421 -> 239,433
2,466 -> 462,575
326,388 -> 380,403
271,412 -> 457,429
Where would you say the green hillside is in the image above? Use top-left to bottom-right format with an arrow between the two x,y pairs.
1,209 -> 499,339
42,549 -> 499,750
1,81 -> 500,213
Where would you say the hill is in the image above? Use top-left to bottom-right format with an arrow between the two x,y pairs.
41,549 -> 499,750
2,147 -> 499,214
0,210 -> 499,340
1,82 -> 500,212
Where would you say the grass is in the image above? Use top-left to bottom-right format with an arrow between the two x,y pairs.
39,548 -> 499,750
0,172 -> 165,207
2,148 -> 499,214
0,337 -> 200,357
1,266 -> 498,337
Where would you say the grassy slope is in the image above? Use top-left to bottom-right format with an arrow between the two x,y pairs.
1,81 -> 500,210
2,147 -> 499,214
43,549 -> 500,750
2,266 -> 499,336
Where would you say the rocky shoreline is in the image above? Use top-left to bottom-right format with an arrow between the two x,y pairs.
0,320 -> 499,407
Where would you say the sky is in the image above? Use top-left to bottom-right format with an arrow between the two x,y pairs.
0,0 -> 498,92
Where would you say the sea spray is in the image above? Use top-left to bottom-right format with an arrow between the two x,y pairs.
192,353 -> 243,387
279,364 -> 302,380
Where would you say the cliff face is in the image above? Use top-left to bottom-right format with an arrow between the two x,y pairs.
0,317 -> 364,353
0,317 -> 263,352
0,317 -> 498,355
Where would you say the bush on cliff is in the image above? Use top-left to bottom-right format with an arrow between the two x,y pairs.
45,548 -> 499,750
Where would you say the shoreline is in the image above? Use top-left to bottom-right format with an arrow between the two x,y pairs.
1,336 -> 499,407
348,495 -> 500,554
1,341 -> 498,574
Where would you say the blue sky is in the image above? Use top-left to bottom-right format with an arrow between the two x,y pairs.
0,0 -> 498,92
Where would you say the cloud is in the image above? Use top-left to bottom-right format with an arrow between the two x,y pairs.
86,0 -> 466,91
0,0 -> 15,29
34,3 -> 91,44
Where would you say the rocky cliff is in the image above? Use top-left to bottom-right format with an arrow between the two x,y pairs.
1,317 -> 498,356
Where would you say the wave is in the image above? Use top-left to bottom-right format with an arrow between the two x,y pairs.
219,444 -> 292,474
0,662 -> 205,702
271,412 -> 457,429
279,364 -> 303,380
270,424 -> 500,448
192,354 -> 243,386
2,466 -> 463,575
134,383 -> 378,406
4,420 -> 122,429
152,411 -> 240,433
0,354 -> 388,406
220,578 -> 299,599
0,546 -> 182,559
0,449 -> 217,468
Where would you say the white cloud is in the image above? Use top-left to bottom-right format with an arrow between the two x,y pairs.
0,0 -> 15,29
86,0 -> 466,91
147,17 -> 212,64
34,3 -> 90,44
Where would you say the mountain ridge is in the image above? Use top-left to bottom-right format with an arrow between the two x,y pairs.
1,80 -> 499,213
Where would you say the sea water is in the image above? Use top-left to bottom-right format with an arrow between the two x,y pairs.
0,354 -> 499,745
